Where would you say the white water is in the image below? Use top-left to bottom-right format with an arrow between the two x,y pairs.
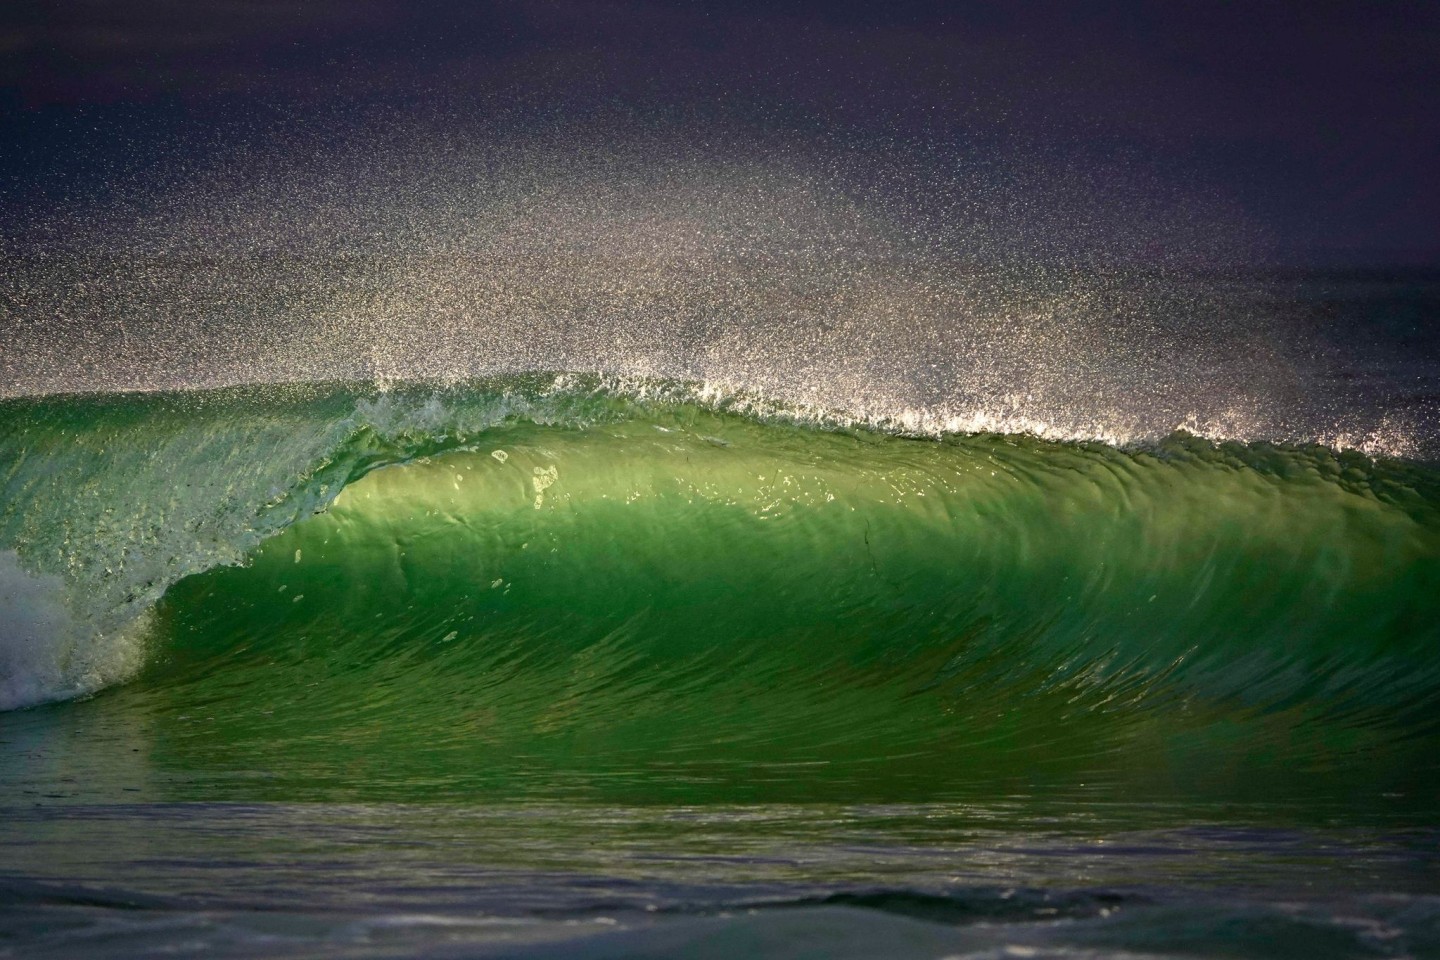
0,550 -> 151,711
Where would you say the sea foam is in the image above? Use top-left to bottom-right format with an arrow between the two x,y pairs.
0,550 -> 149,710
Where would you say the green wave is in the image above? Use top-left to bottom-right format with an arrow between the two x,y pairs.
3,376 -> 1440,806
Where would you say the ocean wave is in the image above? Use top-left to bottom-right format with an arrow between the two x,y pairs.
2,375 -> 1439,756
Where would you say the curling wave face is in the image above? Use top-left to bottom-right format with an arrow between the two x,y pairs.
2,376 -> 1440,807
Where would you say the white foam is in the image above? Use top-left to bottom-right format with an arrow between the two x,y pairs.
0,550 -> 149,711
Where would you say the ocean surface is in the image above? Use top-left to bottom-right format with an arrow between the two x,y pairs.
2,267 -> 1440,958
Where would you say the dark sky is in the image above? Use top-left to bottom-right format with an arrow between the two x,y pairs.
3,0 -> 1438,266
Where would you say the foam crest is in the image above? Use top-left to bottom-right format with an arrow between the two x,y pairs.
0,551 -> 150,710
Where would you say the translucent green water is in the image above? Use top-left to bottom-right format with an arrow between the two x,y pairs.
3,377 -> 1439,957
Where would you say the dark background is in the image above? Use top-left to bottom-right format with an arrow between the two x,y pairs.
2,0 -> 1437,267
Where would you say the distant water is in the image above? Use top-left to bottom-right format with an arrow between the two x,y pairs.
4,267 -> 1440,959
